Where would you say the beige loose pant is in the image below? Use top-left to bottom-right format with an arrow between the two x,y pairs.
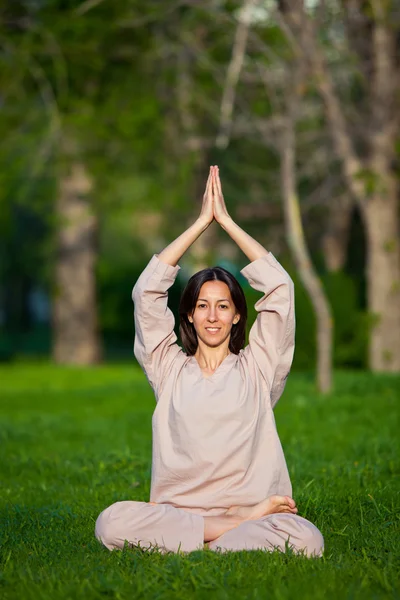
95,501 -> 324,557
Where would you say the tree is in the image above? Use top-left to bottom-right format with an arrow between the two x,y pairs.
280,72 -> 333,392
278,0 -> 400,372
1,0 -> 181,363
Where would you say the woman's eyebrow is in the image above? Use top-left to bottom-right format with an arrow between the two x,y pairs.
197,298 -> 230,302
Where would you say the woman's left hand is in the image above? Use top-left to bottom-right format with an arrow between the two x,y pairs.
212,166 -> 231,225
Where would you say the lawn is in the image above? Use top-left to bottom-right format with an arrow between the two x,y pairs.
0,365 -> 399,600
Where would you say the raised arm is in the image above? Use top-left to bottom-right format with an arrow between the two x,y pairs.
211,166 -> 269,262
132,168 -> 215,394
212,167 -> 295,407
157,167 -> 215,266
240,255 -> 295,407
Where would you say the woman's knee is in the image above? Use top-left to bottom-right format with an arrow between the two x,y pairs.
95,503 -> 118,549
303,525 -> 324,557
258,513 -> 324,557
94,500 -> 145,550
289,516 -> 324,557
207,514 -> 324,556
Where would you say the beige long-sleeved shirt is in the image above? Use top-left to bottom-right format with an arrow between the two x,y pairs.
132,253 -> 295,516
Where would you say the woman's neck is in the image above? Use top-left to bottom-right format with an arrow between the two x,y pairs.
194,342 -> 231,371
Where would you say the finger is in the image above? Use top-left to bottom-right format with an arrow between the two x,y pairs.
211,167 -> 216,195
214,167 -> 219,189
215,175 -> 222,197
215,165 -> 221,192
204,168 -> 212,197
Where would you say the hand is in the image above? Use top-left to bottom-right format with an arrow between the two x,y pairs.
212,166 -> 231,225
198,166 -> 214,227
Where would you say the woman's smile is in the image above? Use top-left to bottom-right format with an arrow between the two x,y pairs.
205,327 -> 221,334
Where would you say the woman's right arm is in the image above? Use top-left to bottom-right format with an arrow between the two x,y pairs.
157,218 -> 210,267
157,167 -> 214,266
132,256 -> 182,395
132,167 -> 215,394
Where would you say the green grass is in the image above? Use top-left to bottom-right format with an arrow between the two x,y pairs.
0,365 -> 399,600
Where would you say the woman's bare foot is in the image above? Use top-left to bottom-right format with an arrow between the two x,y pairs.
203,514 -> 242,542
226,495 -> 298,521
203,496 -> 298,543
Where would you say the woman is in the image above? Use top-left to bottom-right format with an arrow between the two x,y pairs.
95,166 -> 324,556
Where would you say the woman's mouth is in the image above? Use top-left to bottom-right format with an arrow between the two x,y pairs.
205,327 -> 220,334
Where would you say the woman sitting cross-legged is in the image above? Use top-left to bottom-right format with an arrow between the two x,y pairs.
95,166 -> 324,557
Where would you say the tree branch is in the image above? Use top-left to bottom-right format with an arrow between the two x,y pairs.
216,0 -> 257,149
369,1 -> 398,167
277,3 -> 366,207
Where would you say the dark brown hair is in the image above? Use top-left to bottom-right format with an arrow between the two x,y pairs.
179,266 -> 247,355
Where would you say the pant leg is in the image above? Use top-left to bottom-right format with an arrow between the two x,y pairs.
208,514 -> 324,557
95,501 -> 204,553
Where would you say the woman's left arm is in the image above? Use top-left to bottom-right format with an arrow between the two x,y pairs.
240,255 -> 295,407
213,167 -> 295,407
212,167 -> 269,262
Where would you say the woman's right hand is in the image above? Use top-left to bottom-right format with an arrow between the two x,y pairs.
198,166 -> 215,227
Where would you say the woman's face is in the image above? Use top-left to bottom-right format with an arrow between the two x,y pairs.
188,280 -> 240,348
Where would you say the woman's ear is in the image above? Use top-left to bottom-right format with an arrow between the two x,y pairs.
233,314 -> 240,325
188,313 -> 193,323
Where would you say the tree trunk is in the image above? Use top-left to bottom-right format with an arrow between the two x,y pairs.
322,195 -> 353,272
277,1 -> 400,372
281,115 -> 333,393
52,161 -> 102,364
362,192 -> 400,371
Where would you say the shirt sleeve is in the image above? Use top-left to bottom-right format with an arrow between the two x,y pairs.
132,254 -> 183,396
240,253 -> 295,408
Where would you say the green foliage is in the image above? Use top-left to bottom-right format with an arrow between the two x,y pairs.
354,168 -> 383,197
322,271 -> 368,369
0,0 -> 384,375
0,366 -> 399,599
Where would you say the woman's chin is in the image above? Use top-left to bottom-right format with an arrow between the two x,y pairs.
199,333 -> 229,347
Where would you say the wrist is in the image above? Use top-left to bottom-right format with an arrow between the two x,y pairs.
195,217 -> 212,232
218,215 -> 234,231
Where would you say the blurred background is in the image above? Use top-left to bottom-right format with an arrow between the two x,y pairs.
0,0 -> 399,390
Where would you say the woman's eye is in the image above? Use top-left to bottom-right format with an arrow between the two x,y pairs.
197,303 -> 228,309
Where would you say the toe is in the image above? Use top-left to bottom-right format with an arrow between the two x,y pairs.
274,495 -> 287,506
